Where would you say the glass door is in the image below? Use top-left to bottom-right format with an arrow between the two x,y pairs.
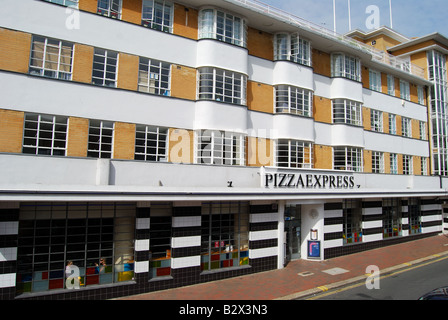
285,205 -> 302,263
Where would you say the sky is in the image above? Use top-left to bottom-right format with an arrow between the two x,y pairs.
259,0 -> 448,39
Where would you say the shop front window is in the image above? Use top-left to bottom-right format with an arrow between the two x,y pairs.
200,202 -> 249,271
342,200 -> 362,244
408,198 -> 422,235
16,202 -> 135,295
149,203 -> 172,278
383,198 -> 402,238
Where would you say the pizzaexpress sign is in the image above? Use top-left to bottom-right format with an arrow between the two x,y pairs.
264,171 -> 356,190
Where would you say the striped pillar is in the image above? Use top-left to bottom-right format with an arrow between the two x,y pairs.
0,202 -> 19,299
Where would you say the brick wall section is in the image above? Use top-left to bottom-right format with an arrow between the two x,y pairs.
168,128 -> 194,164
247,27 -> 273,61
0,28 -> 32,74
79,0 -> 98,14
0,109 -> 24,153
67,117 -> 89,157
312,49 -> 331,78
314,145 -> 333,170
313,96 -> 332,124
72,43 -> 94,84
117,53 -> 139,91
171,65 -> 197,101
173,4 -> 198,40
247,81 -> 274,114
247,137 -> 274,167
122,0 -> 142,25
113,122 -> 136,160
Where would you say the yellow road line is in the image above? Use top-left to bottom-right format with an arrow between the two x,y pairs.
317,286 -> 329,292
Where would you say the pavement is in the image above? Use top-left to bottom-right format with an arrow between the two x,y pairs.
118,234 -> 448,301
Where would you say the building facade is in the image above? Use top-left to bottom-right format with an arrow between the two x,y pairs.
0,0 -> 447,300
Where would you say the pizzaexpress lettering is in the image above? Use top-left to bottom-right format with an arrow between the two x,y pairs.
265,173 -> 355,189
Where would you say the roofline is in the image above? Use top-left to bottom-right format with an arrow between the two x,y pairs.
345,26 -> 410,43
388,32 -> 448,52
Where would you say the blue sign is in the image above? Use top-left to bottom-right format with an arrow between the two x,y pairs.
308,241 -> 321,258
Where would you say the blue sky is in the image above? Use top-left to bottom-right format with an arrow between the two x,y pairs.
259,0 -> 448,39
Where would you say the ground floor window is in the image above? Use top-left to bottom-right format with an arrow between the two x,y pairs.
149,202 -> 172,278
200,202 -> 249,271
383,198 -> 402,238
408,198 -> 422,235
342,199 -> 362,244
16,202 -> 135,295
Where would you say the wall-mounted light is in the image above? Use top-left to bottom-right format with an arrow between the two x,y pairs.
311,229 -> 318,240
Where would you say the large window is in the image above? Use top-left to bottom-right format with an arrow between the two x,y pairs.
22,113 -> 68,156
403,155 -> 413,175
87,120 -> 114,159
201,202 -> 249,272
149,203 -> 172,278
29,36 -> 73,80
389,114 -> 397,135
274,33 -> 311,66
198,67 -> 247,105
138,57 -> 171,96
334,147 -> 363,172
370,109 -> 383,132
372,151 -> 384,174
97,0 -> 122,19
390,153 -> 398,174
199,9 -> 247,47
92,48 -> 118,87
387,74 -> 395,96
276,139 -> 313,169
400,80 -> 410,101
369,69 -> 381,92
141,0 -> 173,33
331,53 -> 361,82
16,202 -> 135,295
401,117 -> 412,138
275,85 -> 313,117
383,198 -> 402,238
196,130 -> 245,166
342,200 -> 362,244
333,99 -> 362,126
408,198 -> 422,235
134,125 -> 168,162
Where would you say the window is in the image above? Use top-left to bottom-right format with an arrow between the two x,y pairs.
196,130 -> 245,166
369,69 -> 381,92
417,86 -> 425,105
16,202 -> 135,294
29,36 -> 73,80
198,67 -> 247,105
401,117 -> 412,138
142,0 -> 173,33
92,48 -> 118,87
276,139 -> 313,169
370,110 -> 383,132
389,114 -> 397,135
331,53 -> 361,82
149,203 -> 172,278
342,200 -> 362,244
198,9 -> 247,47
275,85 -> 313,116
22,114 -> 68,156
421,158 -> 428,176
408,198 -> 422,235
97,0 -> 121,19
390,153 -> 398,174
419,121 -> 426,140
138,57 -> 171,96
134,125 -> 168,162
88,120 -> 114,159
383,198 -> 402,238
403,155 -> 413,175
332,99 -> 362,126
274,33 -> 311,66
387,74 -> 395,96
372,151 -> 384,174
201,202 -> 249,272
400,80 -> 410,101
42,0 -> 79,7
333,147 -> 363,172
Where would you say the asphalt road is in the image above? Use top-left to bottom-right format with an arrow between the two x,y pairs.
306,255 -> 448,300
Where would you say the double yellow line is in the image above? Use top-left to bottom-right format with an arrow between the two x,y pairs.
307,254 -> 448,300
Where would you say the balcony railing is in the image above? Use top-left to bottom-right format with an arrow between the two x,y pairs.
228,0 -> 425,79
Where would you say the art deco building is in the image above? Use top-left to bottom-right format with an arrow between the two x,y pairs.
0,0 -> 447,300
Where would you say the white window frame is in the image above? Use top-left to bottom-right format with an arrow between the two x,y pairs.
332,99 -> 362,126
274,33 -> 311,66
22,113 -> 68,156
387,74 -> 395,96
331,53 -> 361,82
198,8 -> 247,47
400,79 -> 410,101
275,139 -> 313,169
421,158 -> 428,176
402,117 -> 412,138
389,114 -> 397,135
42,0 -> 79,7
134,125 -> 168,162
372,151 -> 385,174
87,120 -> 114,159
92,48 -> 118,87
390,153 -> 398,174
419,121 -> 426,140
417,86 -> 425,105
138,57 -> 171,96
403,155 -> 413,175
196,130 -> 246,166
97,0 -> 122,19
141,0 -> 173,33
333,147 -> 363,172
369,69 -> 381,92
29,36 -> 73,80
370,109 -> 383,132
275,85 -> 313,117
198,67 -> 247,105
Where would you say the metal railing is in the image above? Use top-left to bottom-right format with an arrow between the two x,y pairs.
227,0 -> 425,79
